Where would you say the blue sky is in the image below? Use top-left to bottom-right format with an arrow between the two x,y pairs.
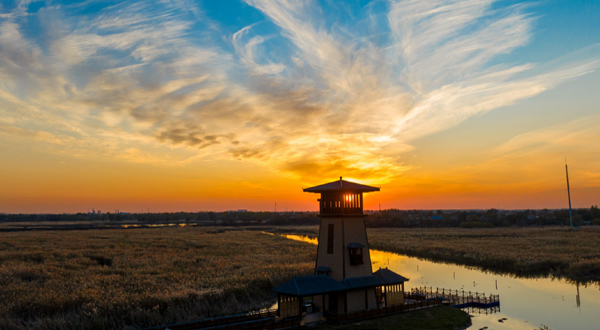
0,0 -> 599,212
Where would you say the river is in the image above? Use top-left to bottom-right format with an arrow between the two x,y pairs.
277,234 -> 600,330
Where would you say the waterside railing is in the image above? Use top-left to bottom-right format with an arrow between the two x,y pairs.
411,286 -> 500,308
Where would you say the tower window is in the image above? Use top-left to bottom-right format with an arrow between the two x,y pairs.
348,242 -> 365,265
327,224 -> 334,254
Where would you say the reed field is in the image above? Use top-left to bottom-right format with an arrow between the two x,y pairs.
0,227 -> 314,330
3,225 -> 599,330
275,225 -> 600,282
366,227 -> 600,282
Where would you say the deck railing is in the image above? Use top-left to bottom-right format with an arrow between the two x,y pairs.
410,286 -> 500,307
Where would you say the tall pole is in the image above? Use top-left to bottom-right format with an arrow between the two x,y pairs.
566,158 -> 573,228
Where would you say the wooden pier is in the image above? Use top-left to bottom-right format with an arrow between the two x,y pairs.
411,286 -> 500,309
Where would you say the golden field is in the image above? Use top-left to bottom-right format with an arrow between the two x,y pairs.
3,225 -> 600,330
366,227 -> 600,282
0,227 -> 314,330
277,226 -> 600,282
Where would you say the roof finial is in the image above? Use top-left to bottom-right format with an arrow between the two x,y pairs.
340,176 -> 342,181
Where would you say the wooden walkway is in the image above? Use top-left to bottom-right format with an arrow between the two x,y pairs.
410,286 -> 500,308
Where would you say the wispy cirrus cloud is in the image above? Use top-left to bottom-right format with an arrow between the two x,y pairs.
0,0 -> 598,184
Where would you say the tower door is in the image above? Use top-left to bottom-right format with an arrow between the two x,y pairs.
328,293 -> 338,313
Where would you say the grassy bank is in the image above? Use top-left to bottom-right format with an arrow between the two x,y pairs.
314,306 -> 471,330
367,227 -> 600,282
0,227 -> 314,330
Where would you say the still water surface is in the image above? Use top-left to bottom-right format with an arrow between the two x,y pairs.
277,234 -> 600,330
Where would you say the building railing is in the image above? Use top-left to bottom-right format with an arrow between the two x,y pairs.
410,286 -> 499,307
319,193 -> 363,216
326,297 -> 444,323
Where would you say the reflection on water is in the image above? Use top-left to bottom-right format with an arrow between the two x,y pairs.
121,223 -> 186,229
277,233 -> 600,330
282,234 -> 318,245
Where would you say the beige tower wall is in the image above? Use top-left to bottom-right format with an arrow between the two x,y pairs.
315,217 -> 372,281
315,218 -> 345,281
342,218 -> 372,279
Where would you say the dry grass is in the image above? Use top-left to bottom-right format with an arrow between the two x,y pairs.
0,227 -> 315,330
367,227 -> 600,282
267,225 -> 600,282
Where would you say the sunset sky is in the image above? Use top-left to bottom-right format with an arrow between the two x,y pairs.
1,0 -> 599,213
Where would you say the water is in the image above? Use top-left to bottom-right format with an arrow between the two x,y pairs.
278,234 -> 600,330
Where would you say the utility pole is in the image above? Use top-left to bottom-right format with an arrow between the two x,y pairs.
566,158 -> 573,228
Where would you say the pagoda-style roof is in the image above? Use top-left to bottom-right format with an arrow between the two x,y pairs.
373,267 -> 410,284
303,177 -> 380,193
273,275 -> 387,297
273,275 -> 346,296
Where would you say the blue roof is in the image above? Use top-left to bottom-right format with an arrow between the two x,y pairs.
273,275 -> 346,296
273,274 -> 387,296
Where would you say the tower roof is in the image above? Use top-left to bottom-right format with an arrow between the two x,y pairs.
303,177 -> 380,193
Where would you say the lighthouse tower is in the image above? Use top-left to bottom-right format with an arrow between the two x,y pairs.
273,177 -> 408,320
304,177 -> 378,281
304,177 -> 379,313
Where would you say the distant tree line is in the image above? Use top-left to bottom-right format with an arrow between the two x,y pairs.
0,211 -> 320,226
1,205 -> 599,228
366,205 -> 600,228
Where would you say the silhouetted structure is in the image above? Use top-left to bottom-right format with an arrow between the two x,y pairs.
566,159 -> 574,227
273,177 -> 409,323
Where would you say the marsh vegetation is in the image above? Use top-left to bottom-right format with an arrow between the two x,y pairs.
3,224 -> 599,330
0,227 -> 314,330
367,227 -> 600,282
278,226 -> 600,282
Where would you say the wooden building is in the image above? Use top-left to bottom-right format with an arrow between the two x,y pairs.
273,177 -> 409,322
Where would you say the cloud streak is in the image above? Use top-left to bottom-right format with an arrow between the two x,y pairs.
0,0 -> 598,184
